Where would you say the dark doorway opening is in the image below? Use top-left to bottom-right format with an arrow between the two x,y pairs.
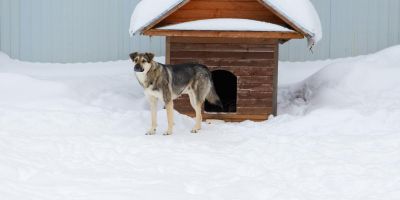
205,70 -> 237,113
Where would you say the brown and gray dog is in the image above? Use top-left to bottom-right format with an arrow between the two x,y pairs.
130,52 -> 222,135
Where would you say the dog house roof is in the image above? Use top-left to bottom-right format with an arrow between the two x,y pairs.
129,0 -> 322,47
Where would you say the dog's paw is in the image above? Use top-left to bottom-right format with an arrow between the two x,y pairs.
146,129 -> 156,135
191,128 -> 200,133
163,131 -> 173,136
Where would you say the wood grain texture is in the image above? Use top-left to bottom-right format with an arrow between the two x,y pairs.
170,37 -> 278,121
170,58 -> 276,67
170,43 -> 276,52
181,112 -> 270,122
169,37 -> 278,44
142,0 -> 191,32
272,42 -> 279,115
157,0 -> 288,28
255,0 -> 308,37
170,51 -> 275,60
238,91 -> 273,99
208,67 -> 275,76
145,29 -> 303,39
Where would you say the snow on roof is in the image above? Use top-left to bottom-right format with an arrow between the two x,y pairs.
129,0 -> 322,45
129,0 -> 184,37
262,0 -> 322,46
158,18 -> 295,32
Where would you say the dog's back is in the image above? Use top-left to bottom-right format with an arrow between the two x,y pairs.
166,63 -> 210,93
164,63 -> 220,106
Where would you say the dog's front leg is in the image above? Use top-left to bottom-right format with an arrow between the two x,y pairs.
164,101 -> 174,135
146,96 -> 158,135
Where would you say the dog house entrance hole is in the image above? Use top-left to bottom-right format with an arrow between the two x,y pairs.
205,70 -> 237,113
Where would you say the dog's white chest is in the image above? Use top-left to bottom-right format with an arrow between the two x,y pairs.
136,71 -> 165,101
135,72 -> 147,85
144,87 -> 164,101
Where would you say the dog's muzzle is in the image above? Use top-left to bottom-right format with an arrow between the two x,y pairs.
134,64 -> 144,72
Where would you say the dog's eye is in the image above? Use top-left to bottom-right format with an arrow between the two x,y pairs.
134,59 -> 138,63
142,60 -> 147,63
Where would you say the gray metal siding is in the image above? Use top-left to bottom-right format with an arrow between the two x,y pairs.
0,0 -> 165,63
280,0 -> 400,61
0,0 -> 399,63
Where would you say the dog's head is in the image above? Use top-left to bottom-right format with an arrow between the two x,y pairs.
129,52 -> 155,73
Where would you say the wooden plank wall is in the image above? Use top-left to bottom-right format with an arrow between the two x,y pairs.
169,37 -> 277,121
1,0 -> 399,62
159,0 -> 286,27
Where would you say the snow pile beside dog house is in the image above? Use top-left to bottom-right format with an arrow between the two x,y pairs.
129,0 -> 322,122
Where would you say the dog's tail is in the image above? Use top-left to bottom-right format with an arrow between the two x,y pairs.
206,81 -> 223,109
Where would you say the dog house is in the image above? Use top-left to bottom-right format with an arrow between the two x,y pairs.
130,0 -> 322,121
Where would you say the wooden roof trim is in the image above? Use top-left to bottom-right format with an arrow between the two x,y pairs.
141,0 -> 191,33
140,0 -> 311,38
255,0 -> 309,37
144,29 -> 304,39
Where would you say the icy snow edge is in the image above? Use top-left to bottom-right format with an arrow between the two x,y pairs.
157,18 -> 295,32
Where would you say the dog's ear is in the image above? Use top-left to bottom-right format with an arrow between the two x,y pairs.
144,52 -> 154,62
129,52 -> 138,61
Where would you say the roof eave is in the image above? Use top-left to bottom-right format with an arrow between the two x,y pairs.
131,0 -> 316,41
256,0 -> 310,37
141,0 -> 190,33
144,29 -> 304,39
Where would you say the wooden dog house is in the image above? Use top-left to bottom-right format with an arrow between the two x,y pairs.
130,0 -> 322,121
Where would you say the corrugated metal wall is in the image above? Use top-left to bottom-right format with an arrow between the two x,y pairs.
0,0 -> 165,63
0,0 -> 399,63
280,0 -> 400,61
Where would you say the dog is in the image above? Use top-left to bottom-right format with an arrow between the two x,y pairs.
130,52 -> 222,135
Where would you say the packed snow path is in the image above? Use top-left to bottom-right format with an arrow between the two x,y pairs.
0,47 -> 400,199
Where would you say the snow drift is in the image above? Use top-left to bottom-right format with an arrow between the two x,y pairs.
279,46 -> 400,116
305,46 -> 400,110
1,46 -> 400,200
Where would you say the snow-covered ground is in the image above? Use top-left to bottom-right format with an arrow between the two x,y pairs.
0,46 -> 400,200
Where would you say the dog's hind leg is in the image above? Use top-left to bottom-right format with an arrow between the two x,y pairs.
164,101 -> 174,135
146,96 -> 158,135
192,103 -> 202,133
189,91 -> 202,133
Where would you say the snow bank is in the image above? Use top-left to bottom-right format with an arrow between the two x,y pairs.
158,18 -> 294,32
304,46 -> 400,111
1,47 -> 400,200
279,46 -> 400,116
0,73 -> 74,106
